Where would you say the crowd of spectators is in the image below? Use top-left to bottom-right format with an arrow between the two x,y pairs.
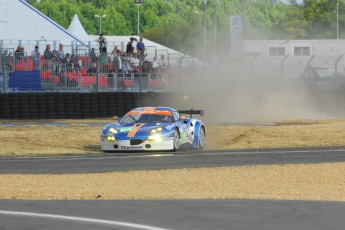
1,37 -> 171,85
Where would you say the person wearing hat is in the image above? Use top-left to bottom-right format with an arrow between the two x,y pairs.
96,33 -> 107,54
126,37 -> 134,56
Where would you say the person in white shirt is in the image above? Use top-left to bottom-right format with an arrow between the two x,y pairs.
152,56 -> 159,69
95,33 -> 107,54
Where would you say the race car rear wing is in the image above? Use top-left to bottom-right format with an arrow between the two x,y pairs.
178,109 -> 204,118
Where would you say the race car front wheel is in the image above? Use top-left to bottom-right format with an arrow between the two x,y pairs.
173,129 -> 180,151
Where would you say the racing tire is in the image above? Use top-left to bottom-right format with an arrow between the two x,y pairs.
173,129 -> 180,151
198,126 -> 206,150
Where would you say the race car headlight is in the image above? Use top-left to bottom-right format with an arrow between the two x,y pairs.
106,135 -> 116,142
150,127 -> 163,134
148,134 -> 163,142
108,127 -> 118,134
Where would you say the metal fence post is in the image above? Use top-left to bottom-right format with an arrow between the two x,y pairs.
139,60 -> 142,93
131,73 -> 134,92
280,54 -> 289,78
96,68 -> 99,92
335,55 -> 343,76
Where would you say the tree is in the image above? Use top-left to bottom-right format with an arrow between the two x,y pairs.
28,0 -> 343,54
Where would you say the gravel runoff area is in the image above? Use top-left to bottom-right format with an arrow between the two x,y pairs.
1,163 -> 345,201
1,119 -> 345,201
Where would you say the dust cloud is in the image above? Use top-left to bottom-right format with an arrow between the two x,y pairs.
159,62 -> 345,125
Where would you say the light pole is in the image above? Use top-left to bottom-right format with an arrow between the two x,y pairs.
242,0 -> 245,56
194,11 -> 201,31
337,0 -> 339,40
94,14 -> 106,34
213,0 -> 219,58
203,0 -> 207,60
135,0 -> 144,36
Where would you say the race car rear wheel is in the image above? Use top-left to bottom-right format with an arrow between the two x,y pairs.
173,129 -> 180,151
198,126 -> 206,150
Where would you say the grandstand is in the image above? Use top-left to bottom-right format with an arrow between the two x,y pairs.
0,0 -> 199,93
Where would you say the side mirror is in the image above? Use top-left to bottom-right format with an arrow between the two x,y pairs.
113,116 -> 119,121
180,115 -> 186,120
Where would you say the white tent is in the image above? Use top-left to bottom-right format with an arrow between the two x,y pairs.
0,0 -> 87,46
67,14 -> 90,42
0,0 -> 184,61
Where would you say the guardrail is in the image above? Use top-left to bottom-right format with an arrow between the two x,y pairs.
0,92 -> 168,119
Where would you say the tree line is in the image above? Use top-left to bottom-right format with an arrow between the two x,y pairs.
27,0 -> 344,57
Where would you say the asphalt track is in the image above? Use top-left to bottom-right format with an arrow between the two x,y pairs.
1,148 -> 345,174
1,148 -> 345,229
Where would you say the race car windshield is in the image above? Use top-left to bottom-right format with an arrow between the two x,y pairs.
120,113 -> 172,125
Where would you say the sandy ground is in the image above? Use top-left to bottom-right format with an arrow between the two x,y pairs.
1,119 -> 345,201
2,119 -> 345,156
1,163 -> 345,201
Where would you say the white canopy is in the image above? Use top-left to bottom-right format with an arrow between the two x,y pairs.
0,0 -> 87,46
67,14 -> 90,42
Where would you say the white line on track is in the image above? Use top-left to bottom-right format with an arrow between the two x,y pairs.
0,210 -> 172,230
0,154 -> 175,162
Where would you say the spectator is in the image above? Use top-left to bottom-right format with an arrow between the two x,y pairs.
56,43 -> 65,62
14,46 -> 24,63
62,53 -> 70,64
89,48 -> 97,66
130,51 -> 140,68
126,37 -> 134,56
87,63 -> 97,74
113,50 -> 123,73
44,44 -> 53,60
110,46 -> 117,62
95,33 -> 107,54
52,50 -> 59,64
1,49 -> 12,72
31,45 -> 40,71
70,54 -> 76,69
73,55 -> 81,71
158,54 -> 167,71
43,44 -> 53,70
152,56 -> 159,69
99,52 -> 108,73
111,46 -> 120,56
136,37 -> 145,55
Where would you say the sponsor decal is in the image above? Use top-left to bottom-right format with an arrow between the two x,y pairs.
9,87 -> 19,92
165,124 -> 175,130
185,130 -> 194,143
121,146 -> 144,150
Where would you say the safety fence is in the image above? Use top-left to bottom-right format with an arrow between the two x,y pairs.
0,92 -> 170,119
0,51 -> 185,93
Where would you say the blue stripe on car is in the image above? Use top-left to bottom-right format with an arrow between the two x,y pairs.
193,122 -> 201,147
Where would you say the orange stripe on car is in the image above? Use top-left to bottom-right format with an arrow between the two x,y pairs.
128,110 -> 172,116
127,123 -> 145,137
